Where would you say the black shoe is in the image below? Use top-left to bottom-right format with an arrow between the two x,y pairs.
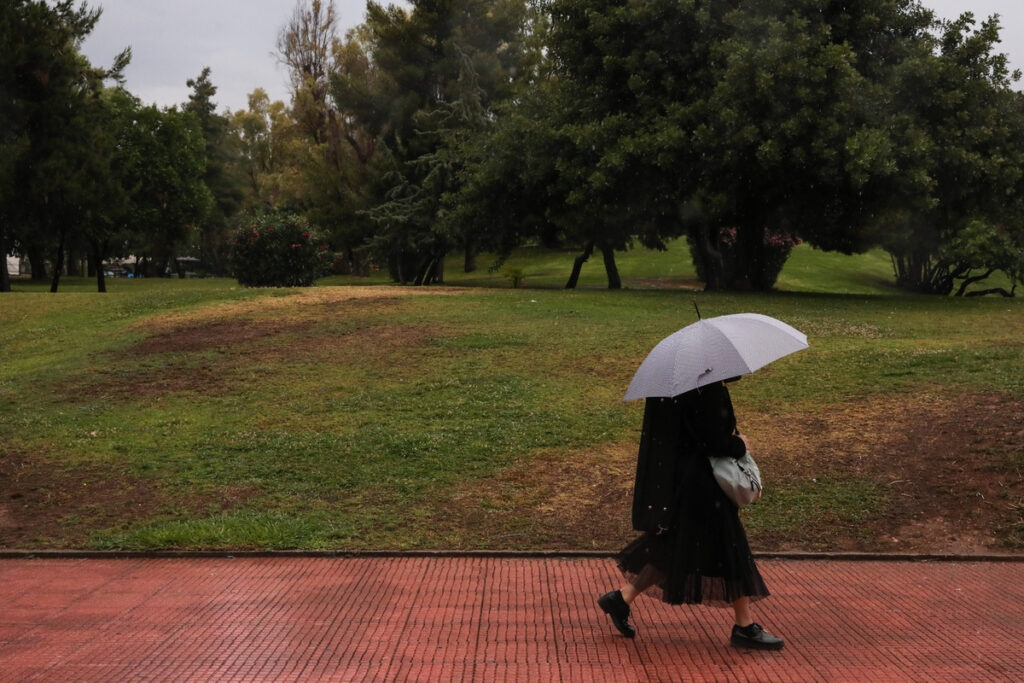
597,590 -> 636,638
730,623 -> 784,650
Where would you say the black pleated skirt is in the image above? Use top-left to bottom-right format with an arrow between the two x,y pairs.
616,449 -> 769,607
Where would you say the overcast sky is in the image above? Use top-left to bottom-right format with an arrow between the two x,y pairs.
80,0 -> 392,113
79,0 -> 1024,115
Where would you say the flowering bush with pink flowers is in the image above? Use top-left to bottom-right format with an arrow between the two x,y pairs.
229,212 -> 332,287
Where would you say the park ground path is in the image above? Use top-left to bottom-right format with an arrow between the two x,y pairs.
1,554 -> 1021,681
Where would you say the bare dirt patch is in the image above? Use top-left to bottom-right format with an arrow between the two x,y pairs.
133,286 -> 464,334
127,316 -> 439,371
434,442 -> 638,550
623,277 -> 703,291
437,391 -> 1024,554
126,287 -> 440,355
0,451 -> 251,548
91,363 -> 228,398
745,391 -> 1024,553
85,287 -> 458,399
131,320 -> 314,355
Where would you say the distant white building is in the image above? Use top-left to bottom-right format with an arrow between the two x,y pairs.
6,255 -> 18,277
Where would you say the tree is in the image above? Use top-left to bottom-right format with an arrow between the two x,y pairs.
534,0 -> 721,288
875,11 -> 1024,295
457,1 -> 950,291
443,83 -> 565,278
183,68 -> 247,276
331,0 -> 534,284
277,0 -> 338,146
119,105 -> 213,277
2,0 -> 96,287
0,0 -> 130,292
76,86 -> 135,293
277,0 -> 380,275
229,89 -> 305,211
945,220 -> 1024,297
685,0 -> 937,290
0,0 -> 32,291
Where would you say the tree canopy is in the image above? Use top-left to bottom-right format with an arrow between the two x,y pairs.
874,11 -> 1024,295
1,0 -> 215,291
5,0 -> 1024,296
447,0 -> 1024,293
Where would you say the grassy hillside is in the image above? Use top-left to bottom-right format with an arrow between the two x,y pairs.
1,244 -> 1021,553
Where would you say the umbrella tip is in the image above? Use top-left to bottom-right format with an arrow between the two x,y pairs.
693,299 -> 702,320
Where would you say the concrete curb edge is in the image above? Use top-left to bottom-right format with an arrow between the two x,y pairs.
1,549 -> 1022,562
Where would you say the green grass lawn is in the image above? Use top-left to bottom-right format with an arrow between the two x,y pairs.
2,243 -> 1022,551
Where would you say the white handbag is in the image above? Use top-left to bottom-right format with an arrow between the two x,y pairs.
709,451 -> 762,507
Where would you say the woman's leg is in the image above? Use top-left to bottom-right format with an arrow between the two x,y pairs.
620,566 -> 662,604
599,565 -> 662,638
732,596 -> 752,626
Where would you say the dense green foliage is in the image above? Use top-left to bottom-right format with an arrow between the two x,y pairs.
184,68 -> 247,277
332,0 -> 537,284
1,0 -> 120,291
0,0 -> 216,292
4,0 -> 1024,296
874,13 -> 1024,295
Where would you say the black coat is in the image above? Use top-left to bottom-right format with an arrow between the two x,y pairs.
631,382 -> 746,534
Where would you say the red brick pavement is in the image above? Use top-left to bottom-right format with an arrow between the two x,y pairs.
0,556 -> 1021,681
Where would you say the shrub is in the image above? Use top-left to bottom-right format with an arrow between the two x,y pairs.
229,212 -> 332,287
502,266 -> 526,288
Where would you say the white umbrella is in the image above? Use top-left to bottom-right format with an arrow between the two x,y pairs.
624,313 -> 808,401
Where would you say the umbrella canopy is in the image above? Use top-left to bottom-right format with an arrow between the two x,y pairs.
624,313 -> 808,401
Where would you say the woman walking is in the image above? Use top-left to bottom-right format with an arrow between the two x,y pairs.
598,380 -> 784,650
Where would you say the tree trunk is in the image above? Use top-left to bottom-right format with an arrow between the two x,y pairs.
66,249 -> 82,276
600,243 -> 622,289
0,222 -> 10,293
889,253 -> 905,288
733,223 -> 765,290
27,244 -> 48,281
433,253 -> 444,284
388,252 -> 403,283
413,254 -> 437,286
692,223 -> 725,291
463,239 -> 477,273
50,228 -> 67,293
342,248 -> 369,277
892,250 -> 957,295
965,286 -> 1016,297
565,240 -> 595,289
954,268 -> 996,297
91,239 -> 107,293
156,254 -> 171,277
